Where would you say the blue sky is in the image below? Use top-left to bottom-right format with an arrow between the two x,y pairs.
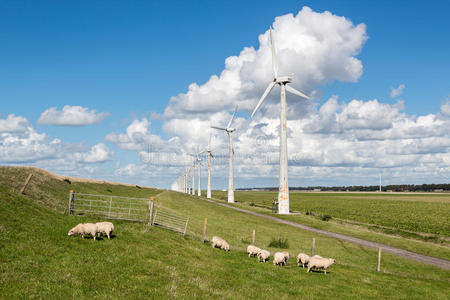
1,1 -> 449,188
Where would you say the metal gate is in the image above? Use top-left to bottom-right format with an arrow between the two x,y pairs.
68,191 -> 154,223
152,208 -> 189,234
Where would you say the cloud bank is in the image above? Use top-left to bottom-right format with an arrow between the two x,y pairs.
38,105 -> 109,126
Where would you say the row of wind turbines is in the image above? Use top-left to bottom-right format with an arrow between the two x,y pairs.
173,28 -> 310,214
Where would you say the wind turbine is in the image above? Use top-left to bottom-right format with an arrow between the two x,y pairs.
191,162 -> 196,195
251,28 -> 310,214
187,167 -> 191,194
212,106 -> 238,203
200,132 -> 215,199
196,154 -> 202,197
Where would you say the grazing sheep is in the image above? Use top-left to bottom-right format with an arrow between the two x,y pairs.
96,221 -> 114,239
247,245 -> 261,257
297,253 -> 310,268
257,249 -> 270,262
67,223 -> 98,240
281,251 -> 290,264
307,257 -> 336,274
273,252 -> 287,266
211,236 -> 230,252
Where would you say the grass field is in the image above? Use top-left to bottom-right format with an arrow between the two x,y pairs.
1,167 -> 449,299
212,191 -> 450,237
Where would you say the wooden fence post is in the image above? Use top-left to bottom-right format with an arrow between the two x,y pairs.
148,197 -> 154,225
311,238 -> 315,256
252,229 -> 256,245
377,248 -> 382,272
68,190 -> 74,215
202,218 -> 208,243
20,173 -> 33,194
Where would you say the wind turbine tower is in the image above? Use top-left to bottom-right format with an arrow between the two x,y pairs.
212,106 -> 238,203
197,155 -> 202,197
251,28 -> 310,214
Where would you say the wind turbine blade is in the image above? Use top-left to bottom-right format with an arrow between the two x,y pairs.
227,105 -> 238,128
285,85 -> 310,99
211,125 -> 227,131
270,28 -> 278,79
251,81 -> 276,117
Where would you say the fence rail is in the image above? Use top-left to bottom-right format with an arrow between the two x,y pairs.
68,191 -> 153,223
152,208 -> 189,235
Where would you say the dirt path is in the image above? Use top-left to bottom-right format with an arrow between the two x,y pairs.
202,198 -> 450,270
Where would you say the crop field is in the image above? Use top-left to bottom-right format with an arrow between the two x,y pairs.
1,167 -> 449,299
212,191 -> 450,237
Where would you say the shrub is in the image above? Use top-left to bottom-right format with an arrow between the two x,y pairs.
63,178 -> 71,184
321,214 -> 332,222
268,237 -> 289,249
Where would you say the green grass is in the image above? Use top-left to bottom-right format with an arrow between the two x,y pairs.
213,190 -> 450,236
1,166 -> 449,299
211,190 -> 450,260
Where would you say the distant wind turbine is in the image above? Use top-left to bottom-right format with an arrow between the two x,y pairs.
191,162 -> 196,196
200,132 -> 215,199
212,106 -> 238,203
251,28 -> 310,214
196,154 -> 202,197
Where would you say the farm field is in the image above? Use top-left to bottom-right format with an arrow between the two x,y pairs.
1,167 -> 449,299
212,191 -> 450,237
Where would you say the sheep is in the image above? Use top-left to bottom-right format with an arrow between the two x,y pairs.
257,249 -> 270,262
273,252 -> 287,266
95,221 -> 114,239
211,236 -> 230,251
247,245 -> 261,257
297,253 -> 310,268
68,223 -> 98,240
307,256 -> 336,274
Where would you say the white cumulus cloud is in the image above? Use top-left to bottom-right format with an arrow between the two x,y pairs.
38,105 -> 109,126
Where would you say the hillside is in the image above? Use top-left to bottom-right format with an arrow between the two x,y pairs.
0,166 -> 449,299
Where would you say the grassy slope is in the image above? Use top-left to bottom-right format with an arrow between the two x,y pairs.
1,167 -> 449,299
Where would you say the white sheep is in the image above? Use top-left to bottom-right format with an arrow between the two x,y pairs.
273,252 -> 287,266
211,236 -> 230,251
281,251 -> 290,264
307,256 -> 336,274
257,249 -> 270,262
247,245 -> 261,257
297,253 -> 310,268
68,223 -> 98,240
95,221 -> 114,239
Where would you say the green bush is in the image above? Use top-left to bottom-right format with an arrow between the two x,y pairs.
268,237 -> 289,248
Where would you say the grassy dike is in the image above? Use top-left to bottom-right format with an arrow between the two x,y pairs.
0,167 -> 449,299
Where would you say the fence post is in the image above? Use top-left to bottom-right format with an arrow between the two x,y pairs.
311,238 -> 315,256
252,229 -> 256,245
68,190 -> 75,215
202,218 -> 208,243
148,197 -> 154,225
20,173 -> 33,194
183,218 -> 189,235
108,196 -> 112,218
377,248 -> 382,272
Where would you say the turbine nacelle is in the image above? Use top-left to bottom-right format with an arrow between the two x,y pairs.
275,76 -> 292,84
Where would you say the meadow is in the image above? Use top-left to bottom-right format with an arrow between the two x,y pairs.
212,190 -> 450,236
0,167 -> 449,299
